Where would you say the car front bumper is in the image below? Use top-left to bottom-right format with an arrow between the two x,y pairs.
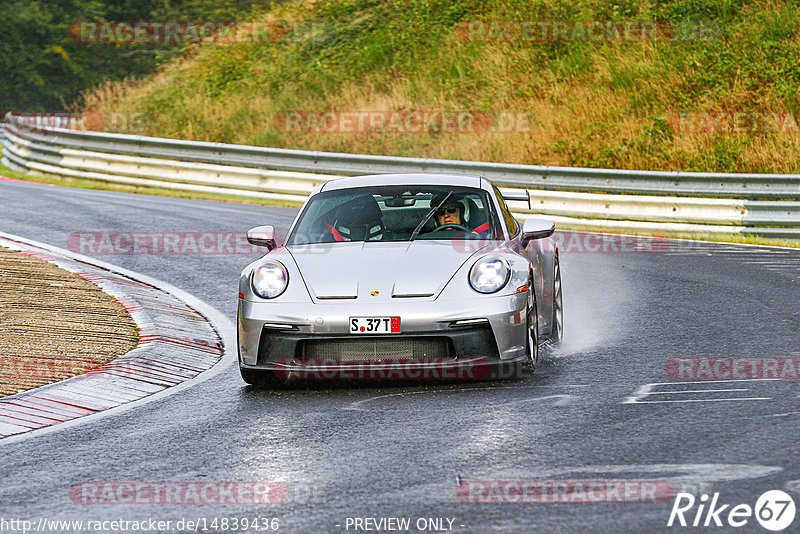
238,293 -> 529,372
239,354 -> 529,381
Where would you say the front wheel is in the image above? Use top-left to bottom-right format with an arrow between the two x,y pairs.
523,275 -> 539,374
550,253 -> 563,345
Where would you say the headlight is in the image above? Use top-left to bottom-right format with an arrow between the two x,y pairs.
469,255 -> 510,294
252,262 -> 288,299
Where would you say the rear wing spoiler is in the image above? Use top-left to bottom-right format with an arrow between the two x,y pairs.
499,189 -> 531,209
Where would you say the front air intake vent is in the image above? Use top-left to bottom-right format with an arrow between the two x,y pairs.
300,337 -> 451,364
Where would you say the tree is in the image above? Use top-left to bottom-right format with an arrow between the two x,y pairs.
0,0 -> 271,113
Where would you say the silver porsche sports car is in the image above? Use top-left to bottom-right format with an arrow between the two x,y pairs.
237,173 -> 562,384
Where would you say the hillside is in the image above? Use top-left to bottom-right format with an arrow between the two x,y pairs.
0,0 -> 270,112
80,0 -> 800,174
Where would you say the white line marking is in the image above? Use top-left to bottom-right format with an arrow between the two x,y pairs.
497,394 -> 575,407
342,387 -> 504,411
342,386 -> 583,411
646,388 -> 749,394
476,464 -> 783,496
648,379 -> 784,385
342,387 -> 495,411
538,384 -> 590,387
623,379 -> 785,404
629,397 -> 771,404
622,383 -> 655,404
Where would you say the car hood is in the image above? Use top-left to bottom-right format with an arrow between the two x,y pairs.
288,241 -> 489,302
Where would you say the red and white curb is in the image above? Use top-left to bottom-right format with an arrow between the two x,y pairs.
0,232 -> 235,440
0,175 -> 49,185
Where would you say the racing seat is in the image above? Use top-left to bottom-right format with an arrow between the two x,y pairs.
325,196 -> 386,242
464,198 -> 491,235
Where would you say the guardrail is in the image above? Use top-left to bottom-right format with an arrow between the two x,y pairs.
2,113 -> 799,238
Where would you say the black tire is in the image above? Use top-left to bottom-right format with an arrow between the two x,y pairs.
550,253 -> 563,345
523,274 -> 539,375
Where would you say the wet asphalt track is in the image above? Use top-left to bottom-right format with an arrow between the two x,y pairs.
1,179 -> 799,533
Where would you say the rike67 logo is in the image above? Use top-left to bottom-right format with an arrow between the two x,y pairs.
668,490 -> 796,531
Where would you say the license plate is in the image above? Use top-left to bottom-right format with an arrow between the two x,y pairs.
349,316 -> 401,334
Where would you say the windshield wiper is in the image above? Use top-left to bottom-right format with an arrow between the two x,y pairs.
409,191 -> 453,242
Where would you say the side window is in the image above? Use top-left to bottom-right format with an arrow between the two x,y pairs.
493,186 -> 518,236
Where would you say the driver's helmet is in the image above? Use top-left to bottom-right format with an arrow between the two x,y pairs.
430,192 -> 468,226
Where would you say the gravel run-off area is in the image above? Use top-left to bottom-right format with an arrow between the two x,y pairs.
0,246 -> 138,396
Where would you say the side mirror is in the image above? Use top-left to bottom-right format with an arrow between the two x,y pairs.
247,225 -> 281,250
520,218 -> 555,247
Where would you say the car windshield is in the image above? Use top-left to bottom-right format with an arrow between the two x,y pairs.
287,185 -> 498,245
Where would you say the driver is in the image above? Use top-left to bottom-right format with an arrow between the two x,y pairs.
435,200 -> 464,228
431,193 -> 466,230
